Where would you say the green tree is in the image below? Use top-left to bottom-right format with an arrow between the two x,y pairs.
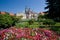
45,0 -> 60,21
0,13 -> 17,29
38,14 -> 48,22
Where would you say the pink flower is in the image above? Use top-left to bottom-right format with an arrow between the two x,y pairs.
0,27 -> 58,40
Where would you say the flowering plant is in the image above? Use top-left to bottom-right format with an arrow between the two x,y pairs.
0,27 -> 59,40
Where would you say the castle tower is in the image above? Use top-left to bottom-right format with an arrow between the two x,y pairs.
25,7 -> 30,19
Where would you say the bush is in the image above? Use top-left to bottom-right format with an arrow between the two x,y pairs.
39,25 -> 46,28
28,19 -> 34,25
29,25 -> 39,28
15,22 -> 29,28
43,19 -> 56,25
50,26 -> 60,35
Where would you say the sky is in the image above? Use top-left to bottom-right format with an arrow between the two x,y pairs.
0,0 -> 47,13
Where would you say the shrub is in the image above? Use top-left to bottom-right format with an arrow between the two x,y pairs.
50,26 -> 60,35
29,25 -> 39,28
43,19 -> 56,25
28,19 -> 35,25
15,22 -> 29,28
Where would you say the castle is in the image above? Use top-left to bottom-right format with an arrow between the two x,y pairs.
16,7 -> 38,20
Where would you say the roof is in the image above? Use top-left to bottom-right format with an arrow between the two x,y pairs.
0,12 -> 6,14
0,12 -> 15,16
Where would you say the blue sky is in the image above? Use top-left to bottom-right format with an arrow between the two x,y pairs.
0,0 -> 47,13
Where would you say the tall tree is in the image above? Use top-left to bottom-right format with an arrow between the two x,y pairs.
45,0 -> 60,21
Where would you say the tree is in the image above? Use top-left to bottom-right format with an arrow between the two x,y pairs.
38,14 -> 47,21
45,0 -> 60,21
0,13 -> 17,29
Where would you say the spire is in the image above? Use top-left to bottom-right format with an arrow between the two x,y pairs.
25,6 -> 30,19
25,6 -> 30,14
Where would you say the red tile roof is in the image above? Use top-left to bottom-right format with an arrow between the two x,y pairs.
9,13 -> 15,16
0,12 -> 15,16
0,12 -> 6,14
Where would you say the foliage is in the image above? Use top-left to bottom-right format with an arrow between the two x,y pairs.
43,19 -> 56,25
0,27 -> 59,40
0,13 -> 17,29
38,15 -> 44,21
0,14 -> 13,29
39,25 -> 46,28
15,19 -> 39,28
55,22 -> 60,26
29,25 -> 39,28
38,14 -> 55,25
38,18 -> 55,27
15,22 -> 39,28
38,14 -> 48,21
16,16 -> 23,22
28,19 -> 35,25
50,26 -> 60,35
45,0 -> 60,21
15,22 -> 29,28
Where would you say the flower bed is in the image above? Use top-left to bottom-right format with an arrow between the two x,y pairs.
0,27 -> 59,40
